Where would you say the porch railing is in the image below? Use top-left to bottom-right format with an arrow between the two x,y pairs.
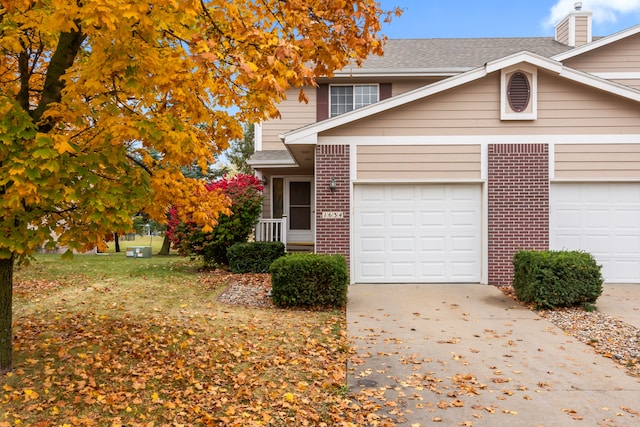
254,215 -> 287,245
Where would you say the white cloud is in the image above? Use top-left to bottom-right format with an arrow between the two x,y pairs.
546,0 -> 640,27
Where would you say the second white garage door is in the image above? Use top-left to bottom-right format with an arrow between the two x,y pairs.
353,184 -> 482,283
550,183 -> 640,283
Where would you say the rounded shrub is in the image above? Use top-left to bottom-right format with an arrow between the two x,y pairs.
270,253 -> 348,308
513,250 -> 603,309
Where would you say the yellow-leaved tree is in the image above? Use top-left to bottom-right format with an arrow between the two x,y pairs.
0,0 -> 398,372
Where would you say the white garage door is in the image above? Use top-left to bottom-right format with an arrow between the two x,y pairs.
354,184 -> 482,283
550,183 -> 640,283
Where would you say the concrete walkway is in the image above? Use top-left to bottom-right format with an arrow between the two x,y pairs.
347,284 -> 640,426
599,284 -> 640,328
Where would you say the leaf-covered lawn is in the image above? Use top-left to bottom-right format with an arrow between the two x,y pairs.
3,254 -> 388,426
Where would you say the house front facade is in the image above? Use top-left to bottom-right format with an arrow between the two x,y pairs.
249,6 -> 640,286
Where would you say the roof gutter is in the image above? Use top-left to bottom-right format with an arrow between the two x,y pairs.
328,67 -> 473,78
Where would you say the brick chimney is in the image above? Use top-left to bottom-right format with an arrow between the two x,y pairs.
555,2 -> 592,47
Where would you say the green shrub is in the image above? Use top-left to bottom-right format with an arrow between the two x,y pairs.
227,241 -> 285,273
513,250 -> 603,309
270,254 -> 348,308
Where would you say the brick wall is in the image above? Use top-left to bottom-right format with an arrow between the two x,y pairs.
488,143 -> 549,285
315,145 -> 350,265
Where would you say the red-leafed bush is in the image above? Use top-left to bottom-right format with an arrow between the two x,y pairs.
166,174 -> 263,266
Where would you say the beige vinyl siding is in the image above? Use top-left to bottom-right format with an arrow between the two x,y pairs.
260,78 -> 442,151
613,79 -> 640,90
574,16 -> 590,46
556,20 -> 569,46
261,87 -> 317,151
323,74 -> 501,137
564,33 -> 640,73
321,71 -> 640,137
555,144 -> 640,179
537,73 -> 640,131
357,145 -> 481,180
391,78 -> 444,96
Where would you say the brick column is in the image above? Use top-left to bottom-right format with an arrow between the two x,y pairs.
315,145 -> 350,266
488,143 -> 549,285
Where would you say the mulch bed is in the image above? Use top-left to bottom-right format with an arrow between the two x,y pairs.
215,272 -> 274,308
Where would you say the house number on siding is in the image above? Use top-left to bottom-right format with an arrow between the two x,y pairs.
322,211 -> 344,219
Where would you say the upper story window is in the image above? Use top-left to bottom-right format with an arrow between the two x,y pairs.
330,84 -> 379,117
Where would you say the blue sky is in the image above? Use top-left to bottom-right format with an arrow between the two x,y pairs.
378,0 -> 640,38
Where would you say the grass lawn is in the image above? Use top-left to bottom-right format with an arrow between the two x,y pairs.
106,235 -> 168,254
2,248 -> 385,426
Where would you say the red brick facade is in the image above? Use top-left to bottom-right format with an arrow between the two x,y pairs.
488,143 -> 549,285
315,145 -> 350,265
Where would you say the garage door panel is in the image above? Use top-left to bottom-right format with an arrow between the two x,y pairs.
551,183 -> 640,283
391,262 -> 416,277
614,185 -> 640,203
554,234 -> 581,248
451,261 -> 480,280
420,186 -> 446,200
360,211 -> 385,227
585,210 -> 610,228
390,186 -> 415,201
358,262 -> 385,280
360,237 -> 385,253
391,237 -> 415,252
555,185 -> 581,202
614,236 -> 640,254
585,186 -> 611,202
451,236 -> 477,253
555,209 -> 581,228
612,260 -> 640,281
421,237 -> 445,252
584,234 -> 610,252
451,210 -> 477,226
615,210 -> 640,229
421,211 -> 446,226
451,184 -> 476,196
420,264 -> 446,280
355,184 -> 482,283
390,211 -> 415,226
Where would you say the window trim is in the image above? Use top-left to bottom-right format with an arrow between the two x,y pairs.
329,83 -> 380,118
501,65 -> 537,121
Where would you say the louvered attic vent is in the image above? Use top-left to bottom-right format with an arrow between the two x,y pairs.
507,72 -> 530,112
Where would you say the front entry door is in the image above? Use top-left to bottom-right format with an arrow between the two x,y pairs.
286,178 -> 314,244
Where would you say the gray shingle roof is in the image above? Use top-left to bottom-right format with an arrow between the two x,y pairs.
247,150 -> 294,165
345,38 -> 576,73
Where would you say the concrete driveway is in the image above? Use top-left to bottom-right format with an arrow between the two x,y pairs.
347,284 -> 640,426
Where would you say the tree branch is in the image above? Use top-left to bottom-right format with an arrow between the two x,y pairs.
31,27 -> 86,131
16,49 -> 30,111
127,154 -> 154,176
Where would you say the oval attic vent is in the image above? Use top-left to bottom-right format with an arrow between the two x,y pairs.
507,72 -> 530,112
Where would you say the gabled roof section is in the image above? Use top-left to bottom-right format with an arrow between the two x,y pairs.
333,38 -> 574,77
285,51 -> 640,145
552,24 -> 640,61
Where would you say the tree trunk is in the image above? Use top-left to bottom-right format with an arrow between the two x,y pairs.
158,234 -> 171,255
114,233 -> 120,253
0,254 -> 14,374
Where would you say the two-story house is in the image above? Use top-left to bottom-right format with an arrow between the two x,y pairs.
249,5 -> 640,286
